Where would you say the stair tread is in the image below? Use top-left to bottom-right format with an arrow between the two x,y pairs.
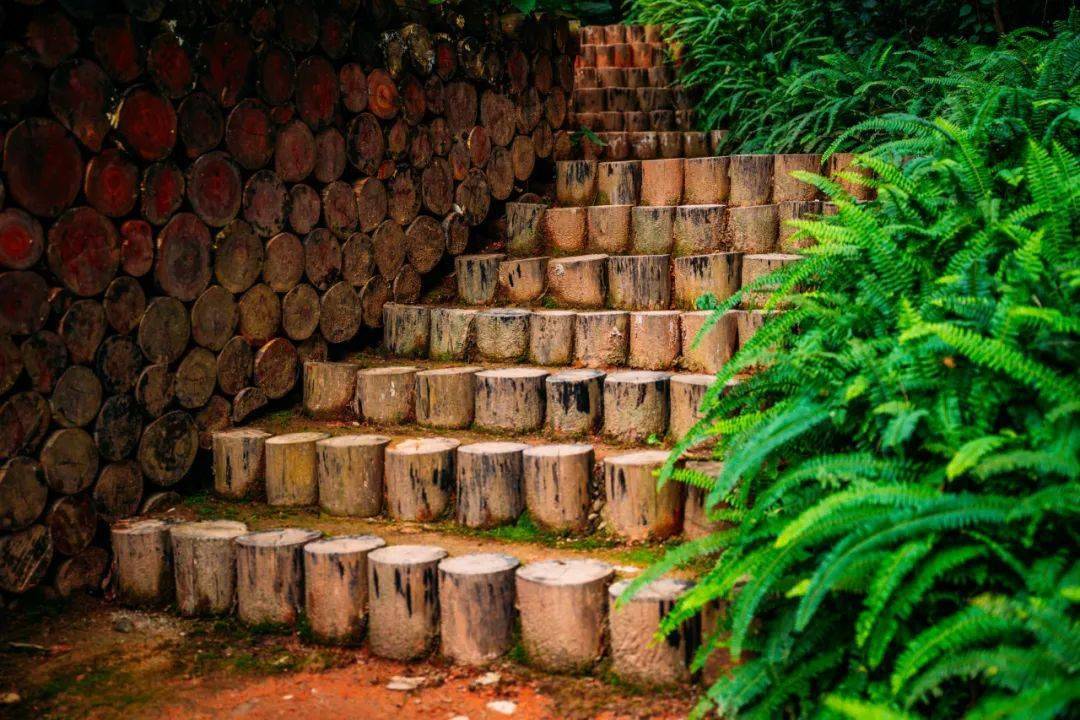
165,492 -> 692,579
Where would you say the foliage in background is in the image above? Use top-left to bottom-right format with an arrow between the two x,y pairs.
627,0 -> 1073,153
507,0 -> 619,22
624,14 -> 1079,720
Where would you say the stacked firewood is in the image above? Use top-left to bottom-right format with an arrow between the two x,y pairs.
0,0 -> 574,599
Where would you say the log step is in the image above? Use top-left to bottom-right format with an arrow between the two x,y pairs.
508,198 -> 784,260
114,514 -> 717,682
609,578 -> 697,686
516,559 -> 614,672
323,306 -> 766,374
303,535 -> 386,644
212,403 -> 727,540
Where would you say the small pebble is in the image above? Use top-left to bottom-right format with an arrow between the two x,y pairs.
1,692 -> 20,705
471,672 -> 501,687
113,617 -> 135,633
387,676 -> 426,691
487,700 -> 517,715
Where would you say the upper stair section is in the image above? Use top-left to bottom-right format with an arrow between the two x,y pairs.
563,23 -> 713,160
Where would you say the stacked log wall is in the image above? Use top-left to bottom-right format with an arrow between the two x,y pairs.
0,0 -> 573,599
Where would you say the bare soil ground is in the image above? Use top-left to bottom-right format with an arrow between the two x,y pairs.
0,595 -> 694,720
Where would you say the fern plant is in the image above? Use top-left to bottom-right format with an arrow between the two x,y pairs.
622,14 -> 1080,719
627,0 -> 1074,154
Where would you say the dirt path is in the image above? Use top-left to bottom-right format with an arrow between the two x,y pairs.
0,598 -> 694,720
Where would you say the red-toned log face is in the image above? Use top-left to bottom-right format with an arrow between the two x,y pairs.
148,32 -> 194,99
47,206 -> 121,297
338,63 -> 367,113
187,152 -> 241,227
141,162 -> 185,226
155,212 -> 211,301
119,219 -> 153,277
117,88 -> 177,161
0,209 -> 44,270
320,13 -> 349,59
296,56 -> 338,129
259,45 -> 295,106
0,54 -> 45,120
226,100 -> 273,170
274,121 -> 315,182
93,17 -> 142,84
48,59 -> 113,152
85,150 -> 139,218
199,24 -> 253,108
4,118 -> 83,218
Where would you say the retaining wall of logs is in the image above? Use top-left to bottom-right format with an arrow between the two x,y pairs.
111,518 -> 719,685
0,0 -> 576,600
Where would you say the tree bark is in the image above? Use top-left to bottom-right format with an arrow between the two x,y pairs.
673,204 -> 726,257
528,310 -> 575,366
385,438 -> 458,521
475,309 -> 531,362
517,559 -> 613,672
574,311 -> 629,368
265,432 -> 328,506
111,518 -> 173,606
356,366 -> 417,424
416,366 -> 480,429
608,578 -> 697,685
212,427 -> 271,500
586,205 -> 632,254
474,368 -> 548,433
603,451 -> 683,541
523,444 -> 593,532
673,252 -> 741,310
602,371 -> 670,443
546,254 -> 607,308
640,159 -> 683,206
540,207 -> 587,256
682,157 -> 729,205
316,435 -> 391,517
740,253 -> 803,308
383,303 -> 431,358
606,254 -> 671,310
629,311 -> 680,370
555,160 -> 597,207
367,545 -> 447,660
236,528 -> 321,626
302,362 -> 359,419
680,310 -> 738,374
438,553 -> 519,664
726,204 -> 779,254
669,374 -> 715,449
506,202 -> 547,257
456,443 -> 528,529
303,535 -> 386,644
728,154 -> 774,206
455,253 -> 504,305
772,153 -> 821,202
414,308 -> 473,361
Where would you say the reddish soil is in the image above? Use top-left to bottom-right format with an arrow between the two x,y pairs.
0,597 -> 694,720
